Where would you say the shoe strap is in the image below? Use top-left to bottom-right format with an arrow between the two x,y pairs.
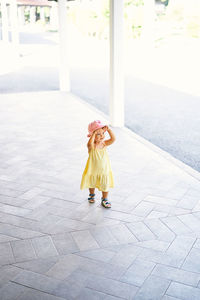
88,193 -> 95,200
102,198 -> 110,204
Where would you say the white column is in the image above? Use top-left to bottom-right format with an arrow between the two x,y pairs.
109,0 -> 124,127
58,0 -> 70,91
10,0 -> 19,50
29,6 -> 36,24
40,6 -> 45,24
1,0 -> 9,42
18,6 -> 25,26
50,2 -> 58,30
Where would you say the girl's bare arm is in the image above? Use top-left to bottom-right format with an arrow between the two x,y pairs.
87,131 -> 96,151
104,127 -> 116,146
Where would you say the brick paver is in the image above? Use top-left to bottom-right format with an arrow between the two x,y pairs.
0,91 -> 200,299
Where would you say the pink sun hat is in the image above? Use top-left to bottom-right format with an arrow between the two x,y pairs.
87,120 -> 107,137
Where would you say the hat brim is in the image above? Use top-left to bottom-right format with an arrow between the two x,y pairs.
87,124 -> 106,137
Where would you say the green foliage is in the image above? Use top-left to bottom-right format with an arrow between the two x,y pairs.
66,0 -> 200,41
163,0 -> 200,39
125,0 -> 144,7
103,9 -> 110,18
124,0 -> 144,38
186,17 -> 200,38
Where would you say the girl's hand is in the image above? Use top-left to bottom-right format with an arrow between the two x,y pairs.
103,126 -> 108,132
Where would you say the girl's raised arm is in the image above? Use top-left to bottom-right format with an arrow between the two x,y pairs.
104,127 -> 116,146
87,131 -> 96,151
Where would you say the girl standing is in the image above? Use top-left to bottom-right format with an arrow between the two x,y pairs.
80,120 -> 115,208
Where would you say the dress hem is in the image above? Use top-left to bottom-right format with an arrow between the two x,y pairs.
80,185 -> 114,192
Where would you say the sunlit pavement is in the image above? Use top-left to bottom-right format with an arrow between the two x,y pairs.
1,30 -> 200,173
1,27 -> 200,97
0,91 -> 200,299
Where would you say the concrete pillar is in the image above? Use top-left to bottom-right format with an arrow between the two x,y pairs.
29,6 -> 36,24
109,0 -> 124,127
40,6 -> 45,24
18,5 -> 25,26
50,2 -> 58,30
1,0 -> 9,42
10,0 -> 19,49
58,0 -> 70,91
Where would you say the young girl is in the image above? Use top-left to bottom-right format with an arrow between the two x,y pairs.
80,120 -> 116,208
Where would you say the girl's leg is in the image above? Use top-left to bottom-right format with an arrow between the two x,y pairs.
101,191 -> 111,208
89,188 -> 95,195
88,188 -> 95,203
102,191 -> 108,199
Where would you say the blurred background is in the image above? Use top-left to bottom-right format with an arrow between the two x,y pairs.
0,0 -> 200,172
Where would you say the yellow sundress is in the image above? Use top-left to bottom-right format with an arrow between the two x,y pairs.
80,146 -> 114,192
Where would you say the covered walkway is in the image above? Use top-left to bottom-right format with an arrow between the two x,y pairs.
0,91 -> 200,299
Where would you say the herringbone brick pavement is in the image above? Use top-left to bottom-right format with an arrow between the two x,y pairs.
0,91 -> 200,300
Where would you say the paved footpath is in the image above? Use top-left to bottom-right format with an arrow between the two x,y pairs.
0,91 -> 200,300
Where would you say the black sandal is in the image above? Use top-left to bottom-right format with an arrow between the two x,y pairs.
88,193 -> 95,203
